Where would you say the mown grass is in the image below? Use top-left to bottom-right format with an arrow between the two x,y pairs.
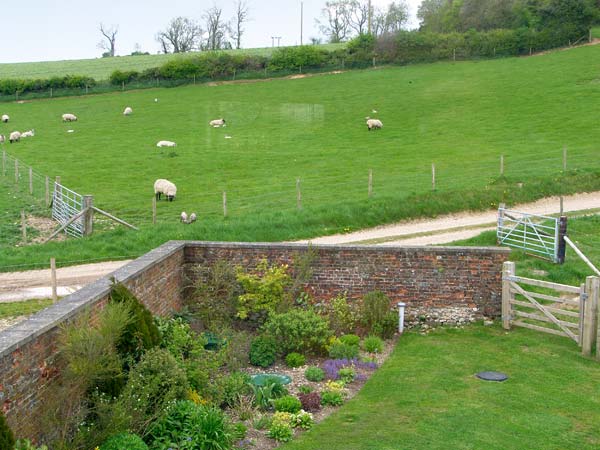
0,298 -> 53,319
282,324 -> 600,450
1,43 -> 600,269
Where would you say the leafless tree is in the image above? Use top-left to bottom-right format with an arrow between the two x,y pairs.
156,17 -> 202,53
231,0 -> 250,49
348,0 -> 369,35
97,24 -> 118,57
371,7 -> 387,37
317,0 -> 353,43
204,5 -> 231,50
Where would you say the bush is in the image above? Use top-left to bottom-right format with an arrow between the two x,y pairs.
363,335 -> 384,353
218,371 -> 252,408
372,312 -> 398,339
14,439 -> 48,450
338,367 -> 356,384
321,390 -> 344,407
298,384 -> 313,394
268,412 -> 294,442
285,352 -> 306,368
269,45 -> 329,70
298,392 -> 322,412
249,335 -> 277,367
100,433 -> 148,450
250,376 -> 288,410
326,294 -> 359,335
339,334 -> 360,347
328,340 -> 359,359
262,309 -> 332,355
273,395 -> 302,413
291,410 -> 314,430
0,411 -> 15,450
304,366 -> 325,382
361,291 -> 391,333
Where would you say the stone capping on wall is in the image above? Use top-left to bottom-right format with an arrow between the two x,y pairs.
0,240 -> 186,358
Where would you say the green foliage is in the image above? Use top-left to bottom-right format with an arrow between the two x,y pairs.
0,74 -> 95,95
249,336 -> 277,367
298,385 -> 314,394
328,340 -> 360,360
14,439 -> 48,450
217,371 -> 252,408
291,410 -> 314,430
320,390 -> 344,407
269,46 -> 329,70
262,309 -> 332,355
339,334 -> 360,347
0,411 -> 15,450
236,260 -> 292,323
361,291 -> 392,335
109,70 -> 140,85
337,367 -> 356,384
147,400 -> 233,450
372,312 -> 398,339
285,352 -> 306,368
250,376 -> 288,410
327,293 -> 359,335
304,366 -> 325,382
273,395 -> 303,413
268,413 -> 294,442
362,335 -> 384,353
100,433 -> 148,450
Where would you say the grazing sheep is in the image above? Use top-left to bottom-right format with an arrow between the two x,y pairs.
366,118 -> 383,131
188,213 -> 197,223
1,114 -> 9,123
123,107 -> 133,115
209,118 -> 226,127
62,113 -> 77,122
156,140 -> 177,148
9,131 -> 21,143
180,211 -> 188,223
20,129 -> 35,138
154,178 -> 177,201
0,135 -> 5,144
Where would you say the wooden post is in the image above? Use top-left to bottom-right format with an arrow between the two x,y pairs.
368,169 -> 373,198
83,195 -> 94,236
14,159 -> 18,184
45,176 -> 50,207
193,74 -> 196,85
563,146 -> 567,171
590,29 -> 593,44
502,261 -> 515,330
55,176 -> 61,203
431,163 -> 436,191
529,47 -> 532,56
85,84 -> 89,94
372,57 -> 376,68
223,191 -> 227,217
122,81 -> 125,91
21,210 -> 26,242
500,155 -> 504,176
51,258 -> 57,303
582,276 -> 599,357
50,87 -> 53,97
28,167 -> 33,195
296,178 -> 302,209
233,69 -> 236,80
497,203 -> 505,245
152,196 -> 157,225
557,216 -> 567,264
453,48 -> 456,61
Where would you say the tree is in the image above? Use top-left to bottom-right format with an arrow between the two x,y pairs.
231,0 -> 250,49
156,17 -> 201,53
203,5 -> 230,50
317,0 -> 353,43
98,24 -> 118,57
348,0 -> 370,35
383,1 -> 409,33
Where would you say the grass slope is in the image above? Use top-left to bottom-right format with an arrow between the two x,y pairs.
282,324 -> 600,450
1,44 -> 600,269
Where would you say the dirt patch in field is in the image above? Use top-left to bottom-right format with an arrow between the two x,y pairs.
26,215 -> 65,244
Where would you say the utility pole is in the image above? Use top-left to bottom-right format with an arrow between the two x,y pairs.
300,2 -> 304,45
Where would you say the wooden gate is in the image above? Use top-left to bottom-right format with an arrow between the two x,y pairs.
502,262 -> 599,356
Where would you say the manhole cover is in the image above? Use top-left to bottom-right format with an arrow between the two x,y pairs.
476,371 -> 508,382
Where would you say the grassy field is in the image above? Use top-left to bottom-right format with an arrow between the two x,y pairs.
281,324 -> 600,450
1,43 -> 600,269
0,44 -> 345,81
0,298 -> 53,319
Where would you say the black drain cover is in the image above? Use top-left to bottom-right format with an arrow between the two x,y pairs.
476,371 -> 508,382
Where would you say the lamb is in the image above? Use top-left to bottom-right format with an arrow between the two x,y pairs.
62,113 -> 77,122
180,211 -> 188,223
1,114 -> 9,123
0,135 -> 5,144
9,131 -> 21,143
188,213 -> 197,223
156,140 -> 177,148
20,129 -> 35,138
366,118 -> 383,131
209,118 -> 226,127
154,178 -> 177,201
123,107 -> 133,115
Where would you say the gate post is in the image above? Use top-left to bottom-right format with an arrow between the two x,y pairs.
83,195 -> 94,236
502,261 -> 515,330
497,204 -> 505,245
556,216 -> 567,264
582,276 -> 598,357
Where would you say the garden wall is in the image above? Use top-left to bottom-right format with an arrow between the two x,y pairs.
0,240 -> 508,437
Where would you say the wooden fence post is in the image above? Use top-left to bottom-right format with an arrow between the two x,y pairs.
45,176 -> 50,207
29,167 -> 33,195
51,257 -> 57,303
557,216 -> 567,264
431,163 -> 436,191
152,196 -> 157,225
83,195 -> 94,236
582,276 -> 599,357
296,178 -> 302,209
368,169 -> 373,198
21,210 -> 26,242
453,48 -> 456,61
223,191 -> 227,217
500,155 -> 504,176
502,261 -> 515,330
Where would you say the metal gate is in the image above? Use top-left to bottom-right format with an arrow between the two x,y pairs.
52,182 -> 84,237
497,206 -> 564,262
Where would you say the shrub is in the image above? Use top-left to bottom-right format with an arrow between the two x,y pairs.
298,392 -> 322,412
339,334 -> 360,347
298,384 -> 313,394
304,366 -> 325,382
338,367 -> 356,384
249,335 -> 277,367
321,390 -> 344,407
285,352 -> 306,368
268,412 -> 294,442
14,439 -> 48,450
109,70 -> 139,85
250,377 -> 288,410
363,335 -> 384,353
262,309 -> 332,355
219,329 -> 251,372
361,291 -> 391,333
100,433 -> 148,450
0,411 -> 15,450
273,395 -> 302,413
292,410 -> 314,430
218,371 -> 252,408
372,312 -> 398,339
328,340 -> 359,360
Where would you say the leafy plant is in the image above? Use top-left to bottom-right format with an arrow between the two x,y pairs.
304,366 -> 325,382
339,334 -> 360,347
298,384 -> 314,394
100,433 -> 148,450
14,439 -> 48,450
363,335 -> 384,353
321,390 -> 344,407
292,410 -> 314,430
262,309 -> 332,355
219,329 -> 251,372
249,378 -> 288,410
328,293 -> 359,335
253,414 -> 271,430
231,394 -> 257,421
273,395 -> 302,413
328,340 -> 359,359
249,335 -> 277,367
268,412 -> 294,442
372,312 -> 398,339
298,392 -> 322,412
338,367 -> 356,384
0,411 -> 15,450
361,291 -> 392,335
218,372 -> 252,408
285,352 -> 306,368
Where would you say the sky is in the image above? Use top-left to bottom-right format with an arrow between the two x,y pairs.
0,0 -> 423,63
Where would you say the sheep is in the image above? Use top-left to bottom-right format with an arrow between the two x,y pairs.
366,118 -> 383,131
180,211 -> 188,223
154,178 -> 177,201
1,114 -> 9,123
62,113 -> 77,122
209,118 -> 226,127
188,213 -> 197,223
156,140 -> 177,148
123,107 -> 133,115
0,135 -> 5,144
9,131 -> 21,143
20,129 -> 35,138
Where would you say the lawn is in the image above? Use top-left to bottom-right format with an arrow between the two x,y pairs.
0,298 -> 53,319
282,324 -> 600,450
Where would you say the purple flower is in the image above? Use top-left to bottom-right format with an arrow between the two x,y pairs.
322,358 -> 378,380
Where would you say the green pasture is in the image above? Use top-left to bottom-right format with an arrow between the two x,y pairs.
1,43 -> 600,269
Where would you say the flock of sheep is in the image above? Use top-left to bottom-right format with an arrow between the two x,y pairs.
0,114 -> 35,144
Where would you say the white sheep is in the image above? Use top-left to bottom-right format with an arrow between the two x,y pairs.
62,113 -> 77,122
154,178 -> 177,201
366,118 -> 383,131
156,140 -> 177,148
180,211 -> 188,223
188,213 -> 197,223
1,114 -> 9,123
9,131 -> 21,143
123,107 -> 133,115
0,135 -> 5,144
209,118 -> 226,127
20,129 -> 35,138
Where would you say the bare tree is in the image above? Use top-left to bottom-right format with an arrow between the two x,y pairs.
348,0 -> 370,35
231,0 -> 250,49
317,0 -> 353,43
97,24 -> 118,57
383,1 -> 409,34
156,17 -> 202,53
203,5 -> 231,50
